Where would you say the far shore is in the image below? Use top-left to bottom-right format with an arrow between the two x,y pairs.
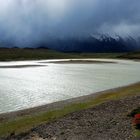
0,65 -> 46,68
39,59 -> 117,64
0,48 -> 139,61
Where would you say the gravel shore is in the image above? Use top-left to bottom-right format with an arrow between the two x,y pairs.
5,95 -> 140,140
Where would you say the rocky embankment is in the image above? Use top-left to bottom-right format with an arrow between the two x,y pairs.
5,95 -> 140,140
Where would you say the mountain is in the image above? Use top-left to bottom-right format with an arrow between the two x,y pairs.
46,35 -> 140,52
0,35 -> 140,53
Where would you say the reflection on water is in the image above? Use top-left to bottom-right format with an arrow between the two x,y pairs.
0,59 -> 140,113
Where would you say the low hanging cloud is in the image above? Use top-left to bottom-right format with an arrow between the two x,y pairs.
0,0 -> 140,47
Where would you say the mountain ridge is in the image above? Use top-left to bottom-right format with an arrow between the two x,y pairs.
0,35 -> 140,53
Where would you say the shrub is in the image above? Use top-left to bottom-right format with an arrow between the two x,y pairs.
129,107 -> 140,117
133,114 -> 140,129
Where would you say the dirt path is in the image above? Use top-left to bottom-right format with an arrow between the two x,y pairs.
5,95 -> 140,140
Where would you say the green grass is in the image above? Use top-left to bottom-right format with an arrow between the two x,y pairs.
134,130 -> 140,138
0,48 -> 140,61
0,83 -> 140,137
119,51 -> 140,59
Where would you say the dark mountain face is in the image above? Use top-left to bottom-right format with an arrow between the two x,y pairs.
46,35 -> 140,53
0,35 -> 140,53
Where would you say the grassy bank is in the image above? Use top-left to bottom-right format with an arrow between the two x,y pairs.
0,82 -> 140,138
0,48 -> 140,61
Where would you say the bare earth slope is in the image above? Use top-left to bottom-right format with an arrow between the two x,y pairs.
6,95 -> 140,140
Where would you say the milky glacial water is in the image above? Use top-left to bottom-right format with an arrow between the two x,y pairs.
0,59 -> 140,113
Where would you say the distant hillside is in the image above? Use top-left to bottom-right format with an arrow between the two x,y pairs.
47,35 -> 140,52
0,48 -> 140,61
0,35 -> 140,53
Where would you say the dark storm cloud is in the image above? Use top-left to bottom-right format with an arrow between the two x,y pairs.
0,0 -> 140,46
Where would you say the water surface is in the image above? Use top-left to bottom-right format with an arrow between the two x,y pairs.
0,59 -> 140,113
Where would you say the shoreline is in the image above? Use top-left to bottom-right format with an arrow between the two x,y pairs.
0,81 -> 140,139
0,58 -> 137,63
0,58 -> 127,63
0,82 -> 140,122
0,48 -> 139,61
0,65 -> 47,68
39,59 -> 117,64
12,92 -> 140,140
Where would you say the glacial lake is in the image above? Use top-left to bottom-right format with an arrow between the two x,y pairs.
0,59 -> 140,113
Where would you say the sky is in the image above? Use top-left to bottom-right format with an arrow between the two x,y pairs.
0,0 -> 140,46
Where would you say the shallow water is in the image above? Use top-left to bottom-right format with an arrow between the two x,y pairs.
0,59 -> 140,113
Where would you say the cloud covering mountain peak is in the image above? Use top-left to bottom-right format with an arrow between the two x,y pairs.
0,0 -> 140,47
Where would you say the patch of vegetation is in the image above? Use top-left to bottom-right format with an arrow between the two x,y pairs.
129,107 -> 140,117
0,48 -> 139,61
129,107 -> 140,138
118,51 -> 140,59
0,83 -> 140,138
135,130 -> 140,138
